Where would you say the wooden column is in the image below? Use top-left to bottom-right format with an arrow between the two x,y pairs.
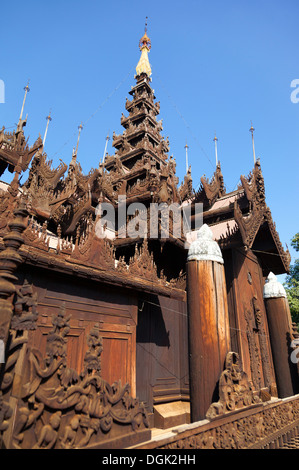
0,202 -> 28,352
186,224 -> 230,422
263,272 -> 298,398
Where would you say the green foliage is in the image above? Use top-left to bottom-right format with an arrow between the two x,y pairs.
284,233 -> 299,327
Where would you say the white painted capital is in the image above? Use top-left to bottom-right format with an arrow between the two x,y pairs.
187,224 -> 224,264
263,272 -> 287,299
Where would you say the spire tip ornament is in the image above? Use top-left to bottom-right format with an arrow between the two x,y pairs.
213,132 -> 218,166
249,121 -> 256,164
43,110 -> 52,147
136,19 -> 152,78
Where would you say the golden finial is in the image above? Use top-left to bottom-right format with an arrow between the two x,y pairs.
136,18 -> 152,77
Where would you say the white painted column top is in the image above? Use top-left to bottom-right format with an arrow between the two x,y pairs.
263,272 -> 287,299
187,224 -> 224,264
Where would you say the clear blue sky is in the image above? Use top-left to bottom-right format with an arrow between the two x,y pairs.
1,0 -> 298,278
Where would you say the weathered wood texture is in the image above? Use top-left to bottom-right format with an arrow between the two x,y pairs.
264,296 -> 299,397
224,247 -> 277,394
136,294 -> 189,420
187,259 -> 230,421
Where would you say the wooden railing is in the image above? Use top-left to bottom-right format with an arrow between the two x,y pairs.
134,394 -> 299,449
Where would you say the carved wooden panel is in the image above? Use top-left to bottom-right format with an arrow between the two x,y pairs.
29,323 -> 85,374
20,266 -> 138,396
229,248 -> 276,392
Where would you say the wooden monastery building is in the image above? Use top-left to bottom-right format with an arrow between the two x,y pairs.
0,27 -> 298,450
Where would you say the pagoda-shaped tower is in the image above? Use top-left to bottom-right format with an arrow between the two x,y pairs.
105,29 -> 172,199
103,27 -> 193,278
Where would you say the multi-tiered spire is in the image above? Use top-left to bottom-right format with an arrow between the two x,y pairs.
105,26 -> 180,205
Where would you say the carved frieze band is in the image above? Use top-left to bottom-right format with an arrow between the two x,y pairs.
157,398 -> 299,449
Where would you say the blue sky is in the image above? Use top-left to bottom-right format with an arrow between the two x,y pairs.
1,0 -> 298,278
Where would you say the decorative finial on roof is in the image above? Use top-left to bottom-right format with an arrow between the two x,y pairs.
136,18 -> 152,78
76,122 -> 83,154
185,141 -> 189,173
17,79 -> 30,133
43,110 -> 52,147
249,121 -> 256,164
70,123 -> 83,166
213,132 -> 218,166
102,131 -> 110,164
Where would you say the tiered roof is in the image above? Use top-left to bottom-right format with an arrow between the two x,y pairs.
0,27 -> 291,289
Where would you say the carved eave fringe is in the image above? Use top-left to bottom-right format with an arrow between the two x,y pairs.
264,207 -> 291,273
234,202 -> 291,273
1,242 -> 186,301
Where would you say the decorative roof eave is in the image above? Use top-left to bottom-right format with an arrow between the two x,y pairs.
105,148 -> 167,171
125,96 -> 159,115
263,206 -> 291,273
129,79 -> 154,96
114,128 -> 162,149
121,111 -> 158,128
0,134 -> 43,175
6,242 -> 186,301
233,199 -> 265,250
232,159 -> 290,272
233,202 -> 291,273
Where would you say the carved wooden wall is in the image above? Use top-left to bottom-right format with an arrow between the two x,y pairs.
136,294 -> 189,417
223,247 -> 277,395
17,266 -> 138,396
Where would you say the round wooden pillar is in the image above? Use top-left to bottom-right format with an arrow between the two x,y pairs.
187,224 -> 230,422
263,272 -> 298,398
